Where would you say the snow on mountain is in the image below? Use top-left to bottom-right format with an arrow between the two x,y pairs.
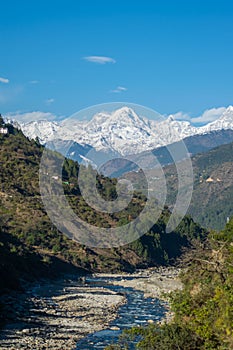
150,116 -> 198,147
8,106 -> 233,156
20,120 -> 61,144
198,106 -> 233,133
58,107 -> 155,155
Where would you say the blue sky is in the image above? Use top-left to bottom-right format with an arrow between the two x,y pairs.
0,0 -> 233,123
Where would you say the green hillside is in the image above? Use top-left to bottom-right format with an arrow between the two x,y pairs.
108,217 -> 233,350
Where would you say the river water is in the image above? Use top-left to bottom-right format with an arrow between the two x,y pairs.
76,276 -> 167,349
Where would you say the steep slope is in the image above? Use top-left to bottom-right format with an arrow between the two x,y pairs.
187,142 -> 233,230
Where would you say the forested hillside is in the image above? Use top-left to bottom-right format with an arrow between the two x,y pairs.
166,142 -> 233,230
188,142 -> 233,229
107,217 -> 233,349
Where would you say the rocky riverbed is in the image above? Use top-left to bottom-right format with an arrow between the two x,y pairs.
101,266 -> 183,298
0,279 -> 126,350
0,267 -> 182,349
94,266 -> 183,323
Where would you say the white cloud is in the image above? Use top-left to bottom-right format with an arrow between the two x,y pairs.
45,98 -> 55,104
191,107 -> 226,124
83,56 -> 116,64
29,80 -> 39,84
172,111 -> 191,121
170,107 -> 226,125
111,86 -> 127,93
5,111 -> 58,123
0,77 -> 9,84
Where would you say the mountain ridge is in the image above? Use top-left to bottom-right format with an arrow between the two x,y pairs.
7,106 -> 233,156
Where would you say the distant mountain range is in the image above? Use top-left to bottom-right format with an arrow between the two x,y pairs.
7,106 -> 233,160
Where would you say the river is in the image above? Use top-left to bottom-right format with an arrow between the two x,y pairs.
76,275 -> 167,349
0,268 -> 181,349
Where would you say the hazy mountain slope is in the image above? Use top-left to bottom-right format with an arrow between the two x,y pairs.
183,129 -> 233,155
154,142 -> 233,230
122,141 -> 233,230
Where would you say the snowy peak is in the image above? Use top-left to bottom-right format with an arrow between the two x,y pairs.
62,107 -> 155,155
111,107 -> 143,123
167,115 -> 175,122
214,106 -> 233,123
20,120 -> 61,144
86,107 -> 148,131
7,106 -> 233,156
199,106 -> 233,134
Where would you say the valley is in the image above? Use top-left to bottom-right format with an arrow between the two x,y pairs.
1,2 -> 233,348
0,109 -> 233,349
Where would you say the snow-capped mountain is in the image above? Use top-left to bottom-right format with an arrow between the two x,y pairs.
197,106 -> 233,133
61,107 -> 156,155
8,106 -> 233,156
20,120 -> 61,144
